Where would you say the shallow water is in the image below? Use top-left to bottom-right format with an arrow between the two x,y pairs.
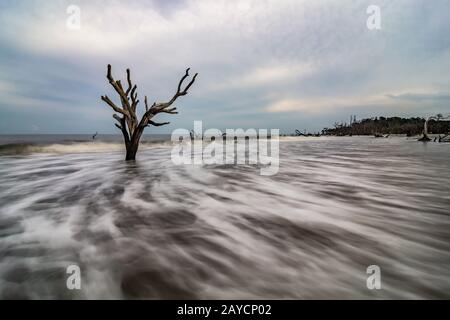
0,136 -> 449,299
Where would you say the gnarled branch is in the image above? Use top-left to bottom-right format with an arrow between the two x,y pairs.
101,95 -> 128,116
148,120 -> 170,127
138,68 -> 197,128
106,65 -> 131,111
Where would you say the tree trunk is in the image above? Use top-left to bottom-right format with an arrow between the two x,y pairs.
125,131 -> 142,161
418,132 -> 431,142
418,118 -> 431,142
125,143 -> 138,161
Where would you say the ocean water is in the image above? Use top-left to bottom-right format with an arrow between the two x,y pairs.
0,135 -> 449,299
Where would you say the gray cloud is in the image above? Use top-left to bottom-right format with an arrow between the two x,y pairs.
387,93 -> 450,102
0,0 -> 450,134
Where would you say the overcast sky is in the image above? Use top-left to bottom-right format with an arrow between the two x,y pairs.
1,0 -> 449,134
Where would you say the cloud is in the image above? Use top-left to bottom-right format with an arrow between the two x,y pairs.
387,92 -> 450,102
265,95 -> 393,114
208,63 -> 314,92
0,0 -> 450,133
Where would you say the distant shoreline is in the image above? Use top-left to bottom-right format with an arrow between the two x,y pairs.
321,116 -> 450,137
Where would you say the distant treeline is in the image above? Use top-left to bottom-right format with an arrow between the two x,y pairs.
322,117 -> 450,136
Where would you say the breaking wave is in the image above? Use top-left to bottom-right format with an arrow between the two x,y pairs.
0,136 -> 450,299
0,136 -> 314,156
0,140 -> 171,155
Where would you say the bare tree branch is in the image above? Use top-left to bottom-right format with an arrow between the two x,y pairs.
130,85 -> 138,112
125,69 -> 132,95
178,68 -> 198,96
161,107 -> 178,114
112,114 -> 123,123
101,95 -> 128,116
137,68 -> 197,129
148,120 -> 170,127
106,65 -> 131,110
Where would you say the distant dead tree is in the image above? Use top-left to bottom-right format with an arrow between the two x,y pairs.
419,114 -> 450,142
418,116 -> 433,142
101,65 -> 198,160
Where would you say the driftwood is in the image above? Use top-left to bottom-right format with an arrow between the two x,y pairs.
418,134 -> 431,142
419,114 -> 450,142
439,134 -> 450,143
418,116 -> 432,142
101,65 -> 197,160
374,133 -> 383,138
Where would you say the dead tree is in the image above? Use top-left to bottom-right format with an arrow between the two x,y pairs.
101,65 -> 198,160
418,116 -> 432,142
418,114 -> 450,142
